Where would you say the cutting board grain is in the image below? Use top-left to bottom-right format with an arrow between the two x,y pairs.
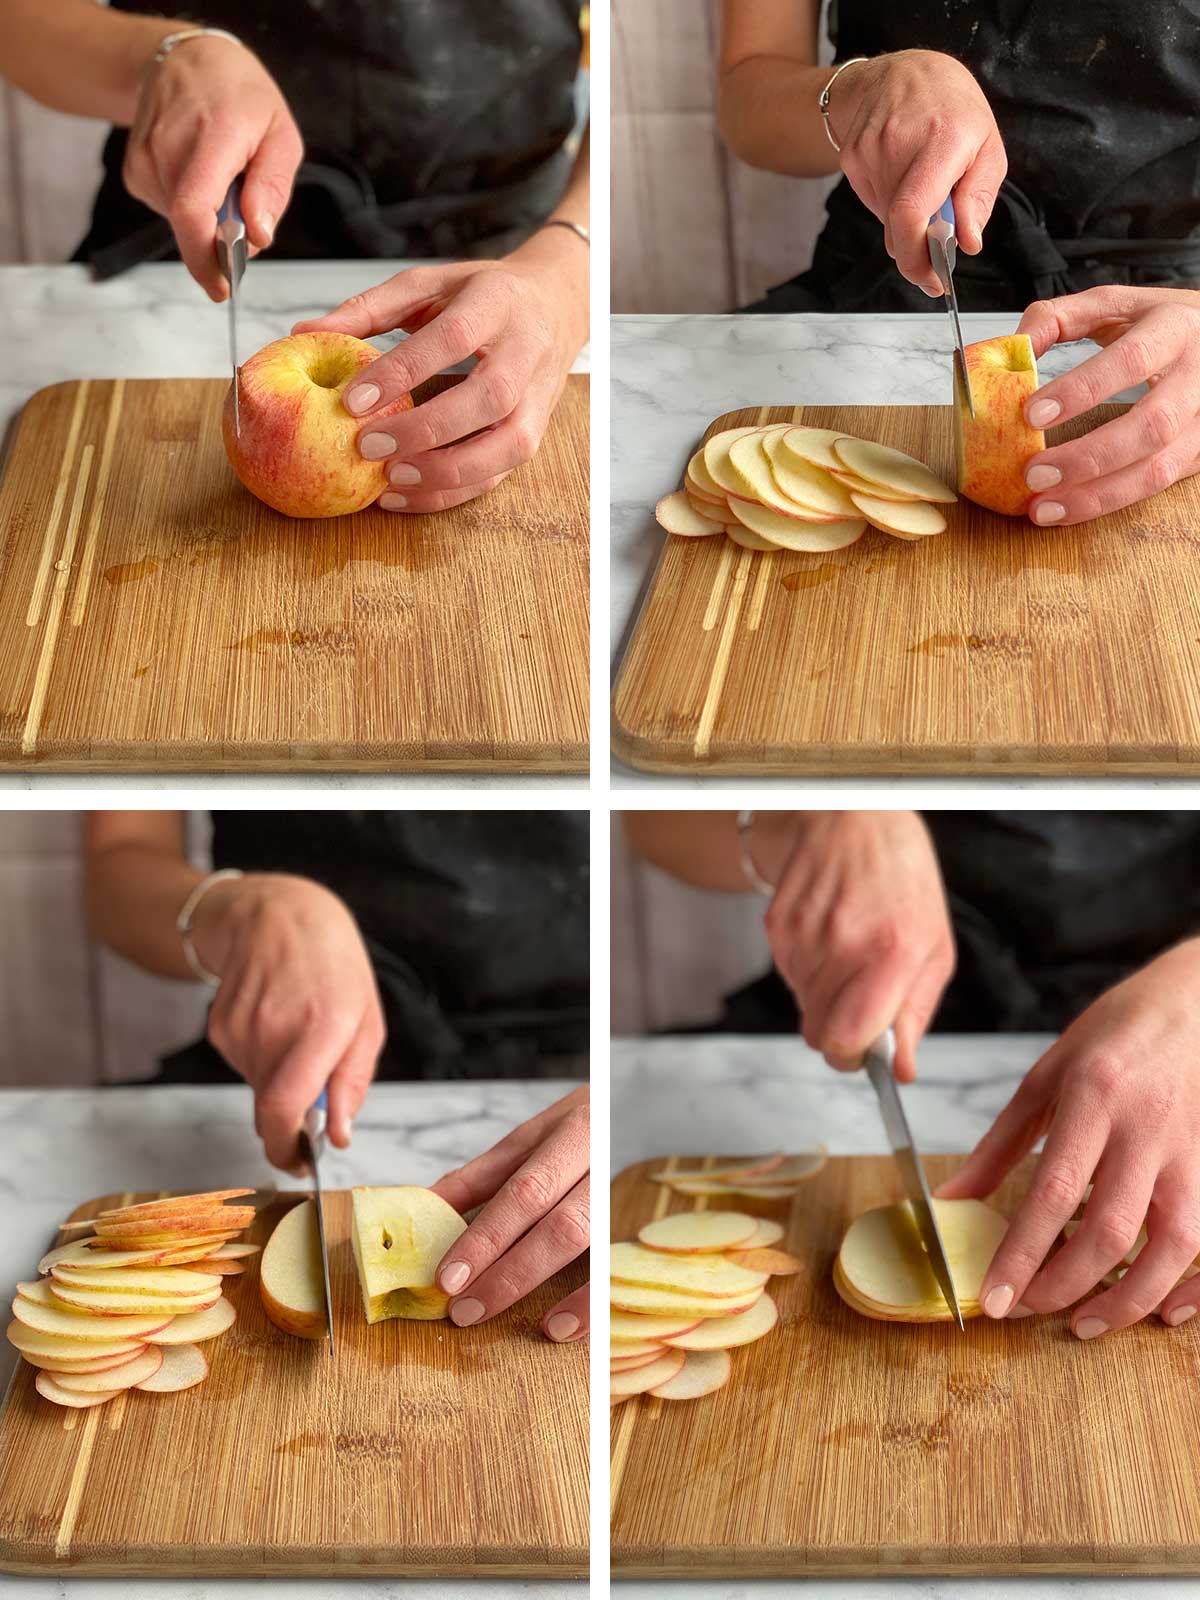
612,402 -> 1200,774
0,1191 -> 587,1577
0,375 -> 588,771
611,1154 -> 1200,1577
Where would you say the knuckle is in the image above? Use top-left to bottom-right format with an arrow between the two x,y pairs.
508,1166 -> 558,1218
1143,397 -> 1186,451
546,1201 -> 590,1257
1091,1208 -> 1143,1258
1080,1051 -> 1124,1101
438,309 -> 482,354
1033,1165 -> 1083,1216
484,367 -> 521,418
511,415 -> 542,464
1119,332 -> 1158,379
1159,1213 -> 1200,1257
1148,450 -> 1184,495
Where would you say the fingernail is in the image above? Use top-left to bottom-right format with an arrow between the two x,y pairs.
359,432 -> 396,460
379,493 -> 407,511
1074,1316 -> 1108,1340
983,1284 -> 1014,1319
1166,1305 -> 1197,1327
346,384 -> 381,416
1025,463 -> 1062,491
440,1261 -> 470,1294
450,1297 -> 484,1327
260,212 -> 275,243
1009,1304 -> 1035,1318
389,462 -> 422,486
1032,500 -> 1066,525
546,1312 -> 580,1342
1027,398 -> 1061,428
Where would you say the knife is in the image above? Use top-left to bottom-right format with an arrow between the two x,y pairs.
215,178 -> 247,438
926,196 -> 974,418
298,1087 -> 335,1356
863,1028 -> 964,1330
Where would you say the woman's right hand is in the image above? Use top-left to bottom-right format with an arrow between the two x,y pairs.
757,811 -> 955,1081
124,33 -> 303,300
190,874 -> 385,1171
826,49 -> 1007,294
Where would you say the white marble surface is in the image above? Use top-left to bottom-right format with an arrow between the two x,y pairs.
0,263 -> 589,792
0,1077 -> 585,1599
611,1033 -> 1198,1597
609,311 -> 1177,791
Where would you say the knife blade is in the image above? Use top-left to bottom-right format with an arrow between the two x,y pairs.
926,196 -> 974,418
863,1028 -> 964,1330
215,178 -> 247,438
299,1087 -> 335,1356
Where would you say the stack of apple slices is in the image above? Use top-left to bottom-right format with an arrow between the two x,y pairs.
649,1150 -> 825,1201
610,1211 -> 801,1406
656,425 -> 957,551
7,1189 -> 260,1409
833,1197 -> 1007,1323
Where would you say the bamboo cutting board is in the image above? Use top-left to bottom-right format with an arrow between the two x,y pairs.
0,1192 -> 587,1577
611,1154 -> 1200,1577
0,375 -> 588,771
612,403 -> 1200,774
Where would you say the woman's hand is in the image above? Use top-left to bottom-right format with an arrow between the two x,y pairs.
292,228 -> 589,514
191,874 -> 384,1171
430,1086 -> 589,1340
940,940 -> 1200,1337
1016,287 -> 1200,527
124,34 -> 303,300
757,811 -> 955,1081
827,49 -> 1007,294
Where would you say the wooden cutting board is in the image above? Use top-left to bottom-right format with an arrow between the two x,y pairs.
0,1191 -> 588,1577
612,402 -> 1200,775
0,375 -> 588,771
611,1154 -> 1200,1577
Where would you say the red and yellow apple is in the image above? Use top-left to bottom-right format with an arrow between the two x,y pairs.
222,331 -> 413,519
954,334 -> 1045,516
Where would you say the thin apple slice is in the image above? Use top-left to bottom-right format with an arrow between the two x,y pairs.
725,1246 -> 803,1275
610,1281 -> 763,1318
662,1293 -> 779,1350
609,1311 -> 701,1342
608,1338 -> 663,1360
685,490 -> 726,521
50,1346 -> 164,1394
686,445 -> 728,502
728,499 -> 866,553
144,1297 -> 235,1344
51,1265 -> 222,1297
12,1290 -> 172,1342
49,1283 -> 216,1316
610,1349 -> 665,1373
19,1349 -> 144,1374
650,1347 -> 732,1400
829,466 -> 923,502
762,433 -> 859,518
95,1208 -> 254,1240
714,1153 -> 825,1185
638,1213 -> 758,1254
702,426 -> 767,500
34,1372 -> 120,1409
849,491 -> 946,539
725,523 -> 779,551
649,1155 -> 786,1184
741,1220 -> 785,1248
198,1258 -> 245,1276
833,437 -> 957,504
208,1243 -> 260,1260
656,490 -> 725,538
609,1347 -> 686,1398
729,431 -> 843,522
664,1177 -> 799,1199
779,426 -> 850,474
97,1189 -> 254,1220
136,1342 -> 208,1393
40,1242 -> 207,1274
6,1322 -> 144,1361
611,1243 -> 768,1298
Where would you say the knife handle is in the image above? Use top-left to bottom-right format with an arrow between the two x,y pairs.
217,176 -> 244,232
302,1088 -> 328,1153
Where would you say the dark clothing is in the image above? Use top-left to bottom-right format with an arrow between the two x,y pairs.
158,811 -> 589,1084
745,1 -> 1200,313
716,812 -> 1200,1036
76,1 -> 582,277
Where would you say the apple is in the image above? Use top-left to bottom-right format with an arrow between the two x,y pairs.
848,491 -> 946,539
198,1258 -> 246,1276
222,332 -> 414,519
835,1198 -> 1008,1322
637,1213 -> 759,1253
654,490 -> 725,538
661,1293 -> 779,1351
610,1349 -> 665,1373
145,1298 -> 236,1345
259,1198 -> 328,1340
649,1347 -> 732,1400
50,1346 -> 164,1394
611,1243 -> 768,1298
351,1186 -> 467,1324
609,1281 -> 764,1318
209,1243 -> 260,1260
136,1342 -> 208,1393
34,1372 -> 121,1409
954,333 -> 1045,515
50,1265 -> 222,1298
610,1347 -> 686,1399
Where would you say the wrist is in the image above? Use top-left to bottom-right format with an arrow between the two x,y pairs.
508,228 -> 590,352
740,812 -> 814,890
188,871 -> 277,979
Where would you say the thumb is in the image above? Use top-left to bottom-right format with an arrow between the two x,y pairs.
892,955 -> 951,1084
951,130 -> 1007,254
240,114 -> 303,251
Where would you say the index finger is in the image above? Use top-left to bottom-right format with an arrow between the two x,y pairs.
1017,286 -> 1133,357
253,1024 -> 355,1172
170,160 -> 246,302
887,147 -> 975,295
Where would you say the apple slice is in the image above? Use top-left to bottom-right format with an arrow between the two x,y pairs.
208,1243 -> 260,1260
725,1246 -> 803,1275
662,1292 -> 779,1351
832,437 -> 956,504
836,1198 -> 1007,1322
95,1208 -> 254,1240
655,490 -> 725,538
685,490 -> 726,520
50,1346 -> 164,1394
649,1155 -> 787,1184
608,1338 -> 663,1360
144,1296 -> 235,1344
19,1349 -> 144,1374
6,1322 -> 144,1361
728,499 -> 866,553
34,1373 -> 120,1409
198,1258 -> 245,1276
40,1242 -> 208,1274
778,426 -> 850,473
686,445 -> 728,503
610,1349 -> 665,1373
713,1153 -> 825,1185
49,1283 -> 216,1316
610,1311 -> 702,1342
51,1265 -> 222,1297
136,1342 -> 208,1393
762,433 -> 860,518
610,1281 -> 763,1318
829,466 -> 923,502
638,1213 -> 759,1253
702,426 -> 766,500
97,1189 -> 254,1220
729,431 -> 844,522
609,1347 -> 686,1398
261,1199 -> 329,1339
741,1220 -> 785,1248
664,1177 -> 799,1199
12,1290 -> 172,1341
725,523 -> 779,551
611,1243 -> 768,1298
649,1347 -> 732,1400
849,491 -> 946,539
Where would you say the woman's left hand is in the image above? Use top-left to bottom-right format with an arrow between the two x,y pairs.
292,229 -> 588,514
1016,286 -> 1200,528
429,1085 -> 589,1340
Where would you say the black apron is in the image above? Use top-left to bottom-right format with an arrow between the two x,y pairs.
714,812 -> 1200,1036
156,811 -> 589,1084
745,2 -> 1200,313
76,1 -> 582,278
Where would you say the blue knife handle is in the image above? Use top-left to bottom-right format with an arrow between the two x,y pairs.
217,177 -> 244,230
929,195 -> 955,233
302,1088 -> 328,1156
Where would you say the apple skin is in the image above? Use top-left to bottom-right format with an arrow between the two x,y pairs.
954,333 -> 1045,516
222,331 -> 414,519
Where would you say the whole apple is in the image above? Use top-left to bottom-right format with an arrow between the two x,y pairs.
222,331 -> 413,518
954,334 -> 1045,517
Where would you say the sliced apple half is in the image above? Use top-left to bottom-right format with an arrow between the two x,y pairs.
260,1199 -> 328,1340
34,1373 -> 121,1409
50,1346 -> 164,1394
762,433 -> 860,518
351,1186 -> 468,1324
637,1213 -> 759,1253
848,492 -> 946,539
655,490 -> 726,538
649,1347 -> 732,1401
144,1296 -> 236,1344
728,500 -> 867,553
661,1292 -> 779,1351
832,437 -> 957,504
835,1197 -> 1007,1322
136,1342 -> 208,1393
610,1243 -> 769,1298
610,1347 -> 686,1399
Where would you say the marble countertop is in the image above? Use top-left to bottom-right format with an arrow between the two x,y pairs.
0,1077 -> 585,1600
0,263 -> 588,792
609,311 -> 1172,791
611,1033 -> 1197,1598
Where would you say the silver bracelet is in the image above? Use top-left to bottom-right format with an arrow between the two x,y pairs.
736,811 -> 775,897
818,57 -> 869,153
541,219 -> 590,246
151,27 -> 243,68
176,869 -> 244,986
